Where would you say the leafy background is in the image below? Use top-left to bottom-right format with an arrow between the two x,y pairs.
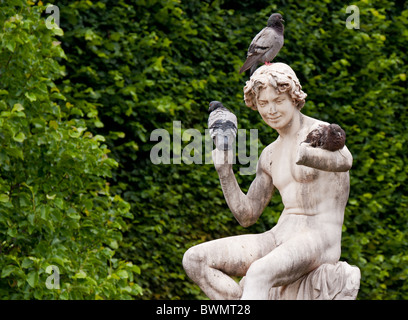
0,0 -> 407,299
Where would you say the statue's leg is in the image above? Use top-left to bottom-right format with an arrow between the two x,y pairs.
182,230 -> 276,300
241,232 -> 327,300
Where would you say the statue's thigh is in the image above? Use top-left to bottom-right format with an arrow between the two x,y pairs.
195,230 -> 276,277
249,231 -> 324,286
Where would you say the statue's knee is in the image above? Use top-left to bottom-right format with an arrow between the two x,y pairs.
183,247 -> 205,275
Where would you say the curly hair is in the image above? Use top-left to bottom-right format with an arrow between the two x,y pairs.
243,63 -> 307,111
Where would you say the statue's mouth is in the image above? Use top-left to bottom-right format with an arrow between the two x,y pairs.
267,115 -> 281,121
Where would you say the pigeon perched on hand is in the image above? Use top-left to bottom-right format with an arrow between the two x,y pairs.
208,101 -> 238,151
304,124 -> 346,152
239,13 -> 285,76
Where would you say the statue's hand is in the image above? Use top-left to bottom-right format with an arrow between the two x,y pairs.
296,142 -> 352,172
295,142 -> 309,166
212,148 -> 233,178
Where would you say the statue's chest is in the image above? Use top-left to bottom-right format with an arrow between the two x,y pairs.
270,141 -> 319,190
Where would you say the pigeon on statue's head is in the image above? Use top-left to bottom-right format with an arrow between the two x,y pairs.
208,101 -> 238,151
304,123 -> 346,152
239,13 -> 285,76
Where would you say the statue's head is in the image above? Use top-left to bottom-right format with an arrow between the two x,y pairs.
243,63 -> 307,111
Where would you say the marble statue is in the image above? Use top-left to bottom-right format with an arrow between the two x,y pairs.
182,63 -> 360,300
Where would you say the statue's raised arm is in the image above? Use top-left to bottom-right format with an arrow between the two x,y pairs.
212,147 -> 275,228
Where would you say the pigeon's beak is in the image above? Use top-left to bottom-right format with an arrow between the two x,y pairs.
281,18 -> 285,23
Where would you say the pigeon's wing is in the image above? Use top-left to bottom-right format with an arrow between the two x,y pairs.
208,108 -> 238,140
239,27 -> 279,74
208,110 -> 218,131
304,129 -> 320,144
303,123 -> 328,147
248,27 -> 278,55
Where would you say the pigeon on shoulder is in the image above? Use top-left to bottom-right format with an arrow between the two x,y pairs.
208,101 -> 238,151
239,13 -> 285,76
304,123 -> 346,152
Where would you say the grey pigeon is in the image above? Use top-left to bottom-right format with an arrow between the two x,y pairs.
304,124 -> 346,152
208,101 -> 238,151
239,13 -> 285,76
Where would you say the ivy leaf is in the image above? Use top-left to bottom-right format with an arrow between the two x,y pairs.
12,103 -> 24,112
5,39 -> 16,52
73,270 -> 87,279
25,92 -> 37,102
116,270 -> 128,279
0,194 -> 9,202
13,132 -> 26,142
52,27 -> 64,36
26,271 -> 39,288
1,265 -> 16,278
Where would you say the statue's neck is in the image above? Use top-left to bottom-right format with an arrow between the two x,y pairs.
276,112 -> 303,139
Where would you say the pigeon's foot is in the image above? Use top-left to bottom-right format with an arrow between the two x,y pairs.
264,61 -> 272,65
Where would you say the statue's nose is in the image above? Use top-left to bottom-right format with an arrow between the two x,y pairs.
269,103 -> 277,114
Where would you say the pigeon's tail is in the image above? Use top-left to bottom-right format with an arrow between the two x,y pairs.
215,132 -> 235,151
249,64 -> 258,76
239,54 -> 260,74
223,135 -> 229,151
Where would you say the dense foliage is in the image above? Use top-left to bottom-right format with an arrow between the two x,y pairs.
1,0 -> 407,300
0,1 -> 141,299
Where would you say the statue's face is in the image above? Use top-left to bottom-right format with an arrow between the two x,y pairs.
256,85 -> 296,130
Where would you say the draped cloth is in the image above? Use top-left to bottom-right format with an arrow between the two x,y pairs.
267,261 -> 361,300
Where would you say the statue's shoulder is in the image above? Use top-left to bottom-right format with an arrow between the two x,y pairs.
257,140 -> 279,170
261,139 -> 279,156
303,116 -> 329,133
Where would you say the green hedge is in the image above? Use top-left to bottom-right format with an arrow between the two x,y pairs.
0,1 -> 141,299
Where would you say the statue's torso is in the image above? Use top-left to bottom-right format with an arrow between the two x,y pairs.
260,117 -> 349,258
